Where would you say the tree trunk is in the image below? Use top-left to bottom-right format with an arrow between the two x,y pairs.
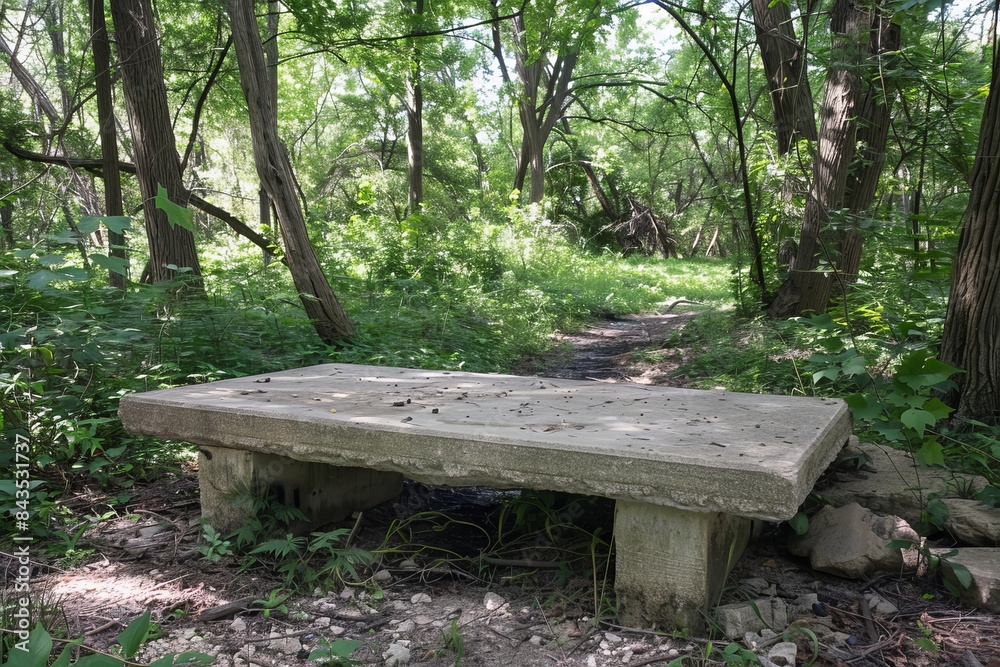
0,34 -> 60,127
836,16 -> 901,283
939,35 -> 1000,423
750,0 -> 817,154
405,0 -> 424,215
227,0 -> 353,344
767,0 -> 870,318
90,0 -> 128,288
109,0 -> 201,282
510,11 -> 580,204
0,203 -> 13,248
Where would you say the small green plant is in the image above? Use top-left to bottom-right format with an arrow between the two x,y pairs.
1,610 -> 213,666
198,523 -> 233,562
712,640 -> 761,666
307,638 -> 364,666
913,620 -> 939,652
441,619 -> 465,666
252,589 -> 290,618
889,539 -> 973,598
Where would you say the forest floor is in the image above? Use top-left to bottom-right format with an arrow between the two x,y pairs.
15,305 -> 1000,667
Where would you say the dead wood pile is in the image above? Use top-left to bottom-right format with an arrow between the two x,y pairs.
612,196 -> 677,258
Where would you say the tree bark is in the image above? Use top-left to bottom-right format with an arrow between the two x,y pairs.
109,0 -> 201,282
750,0 -> 817,154
227,0 -> 354,344
90,0 -> 128,288
0,34 -> 61,127
939,34 -> 1000,423
406,0 -> 424,215
767,0 -> 876,318
836,16 -> 901,284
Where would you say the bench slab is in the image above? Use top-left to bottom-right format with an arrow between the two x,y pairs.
119,363 -> 852,630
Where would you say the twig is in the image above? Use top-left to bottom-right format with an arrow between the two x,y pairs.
83,619 -> 121,636
962,649 -> 986,667
858,595 -> 880,643
345,510 -> 363,547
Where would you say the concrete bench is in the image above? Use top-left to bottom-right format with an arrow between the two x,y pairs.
118,363 -> 851,631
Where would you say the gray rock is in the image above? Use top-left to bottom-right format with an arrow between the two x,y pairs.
410,592 -> 432,604
483,592 -> 506,610
942,499 -> 1000,547
865,593 -> 898,616
383,641 -> 411,667
818,440 -> 988,525
787,593 -> 819,620
715,598 -> 787,639
739,577 -> 776,597
788,503 -> 919,579
933,548 -> 1000,612
267,632 -> 302,655
767,641 -> 798,666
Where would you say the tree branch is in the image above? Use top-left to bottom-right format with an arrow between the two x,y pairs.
3,142 -> 281,262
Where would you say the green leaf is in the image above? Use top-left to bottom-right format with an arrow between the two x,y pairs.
916,438 -> 945,466
977,486 -> 1000,507
148,653 -> 216,667
326,639 -> 363,658
842,353 -> 869,377
896,352 -> 963,391
79,215 -> 132,234
116,610 -> 151,658
942,560 -> 973,589
38,253 -> 66,267
2,624 -> 53,667
788,511 -> 809,536
27,269 -> 61,290
154,185 -> 195,233
921,398 -> 954,421
901,407 -> 936,437
811,367 -> 840,384
888,538 -> 918,550
50,645 -> 73,667
845,393 -> 883,420
88,253 -> 130,276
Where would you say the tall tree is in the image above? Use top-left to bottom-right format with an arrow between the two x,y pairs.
406,0 -> 425,214
109,0 -> 202,282
493,0 -> 613,204
767,0 -> 899,317
750,0 -> 817,154
227,0 -> 354,343
90,0 -> 128,288
939,20 -> 1000,423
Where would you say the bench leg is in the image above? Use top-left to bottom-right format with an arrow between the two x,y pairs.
197,446 -> 404,533
614,500 -> 751,632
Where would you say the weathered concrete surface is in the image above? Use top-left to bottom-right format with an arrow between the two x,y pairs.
198,446 -> 404,533
614,501 -> 752,631
119,363 -> 851,521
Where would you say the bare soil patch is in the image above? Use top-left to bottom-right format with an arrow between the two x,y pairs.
6,309 -> 998,667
